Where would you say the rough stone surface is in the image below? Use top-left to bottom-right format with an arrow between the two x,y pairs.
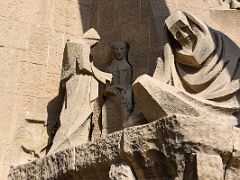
1,1 -> 240,180
196,153 -> 224,180
109,162 -> 136,180
8,115 -> 240,179
41,148 -> 75,179
225,127 -> 240,179
0,1 -> 93,179
133,74 -> 239,123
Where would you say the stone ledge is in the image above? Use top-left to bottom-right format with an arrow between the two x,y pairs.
8,115 -> 240,180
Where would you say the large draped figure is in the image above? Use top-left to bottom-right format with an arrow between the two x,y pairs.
163,11 -> 240,109
133,11 -> 240,122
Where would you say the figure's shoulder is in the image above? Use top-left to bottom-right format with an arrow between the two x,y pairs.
214,31 -> 240,58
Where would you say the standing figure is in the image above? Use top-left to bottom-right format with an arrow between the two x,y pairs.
102,42 -> 133,135
49,28 -> 112,153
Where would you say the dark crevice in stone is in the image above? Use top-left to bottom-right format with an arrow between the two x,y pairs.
223,128 -> 234,180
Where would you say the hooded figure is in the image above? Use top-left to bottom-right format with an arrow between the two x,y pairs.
133,11 -> 239,122
163,11 -> 240,109
49,28 -> 112,153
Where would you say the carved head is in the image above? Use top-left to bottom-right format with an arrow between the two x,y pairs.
165,11 -> 197,52
62,28 -> 101,82
165,11 -> 216,67
111,42 -> 128,61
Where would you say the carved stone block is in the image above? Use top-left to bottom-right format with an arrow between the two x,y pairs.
196,153 -> 224,179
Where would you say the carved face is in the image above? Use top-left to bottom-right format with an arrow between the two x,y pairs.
169,20 -> 197,52
112,43 -> 127,60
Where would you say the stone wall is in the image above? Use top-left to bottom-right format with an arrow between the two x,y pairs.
1,0 -> 239,179
0,0 -> 92,179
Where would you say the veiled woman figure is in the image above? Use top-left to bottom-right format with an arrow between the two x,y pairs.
133,11 -> 239,122
163,11 -> 240,109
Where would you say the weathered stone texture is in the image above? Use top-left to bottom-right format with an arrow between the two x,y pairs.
9,115 -> 240,179
8,149 -> 75,180
75,132 -> 122,170
0,0 -> 92,179
2,0 -> 240,179
225,127 -> 240,179
109,162 -> 136,180
196,153 -> 224,180
41,148 -> 75,179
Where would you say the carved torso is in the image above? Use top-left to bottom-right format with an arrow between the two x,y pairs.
106,59 -> 132,91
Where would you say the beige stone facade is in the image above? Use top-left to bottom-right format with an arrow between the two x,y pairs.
0,0 -> 239,180
0,0 -> 92,178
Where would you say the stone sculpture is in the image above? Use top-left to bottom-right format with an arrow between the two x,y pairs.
133,11 -> 240,122
49,28 -> 112,153
102,42 -> 133,135
7,4 -> 240,180
14,118 -> 48,163
231,0 -> 240,9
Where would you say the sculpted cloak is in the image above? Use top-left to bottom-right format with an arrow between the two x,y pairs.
49,29 -> 112,153
133,11 -> 239,123
163,11 -> 240,110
